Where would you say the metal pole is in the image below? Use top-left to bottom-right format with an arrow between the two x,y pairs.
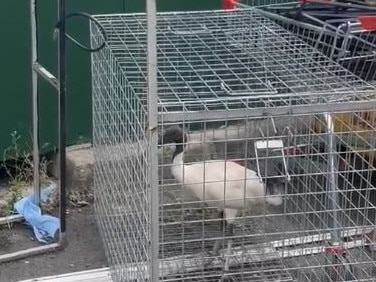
57,0 -> 67,238
324,113 -> 340,242
146,0 -> 159,280
31,0 -> 40,205
0,0 -> 67,265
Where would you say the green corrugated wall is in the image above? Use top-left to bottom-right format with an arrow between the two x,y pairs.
0,0 -> 220,159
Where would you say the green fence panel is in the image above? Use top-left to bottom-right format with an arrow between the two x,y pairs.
0,0 -> 220,160
0,0 -> 33,156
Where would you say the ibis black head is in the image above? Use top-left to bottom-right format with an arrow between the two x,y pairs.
158,126 -> 187,146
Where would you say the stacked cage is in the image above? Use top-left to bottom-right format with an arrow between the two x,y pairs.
91,8 -> 376,282
235,0 -> 376,83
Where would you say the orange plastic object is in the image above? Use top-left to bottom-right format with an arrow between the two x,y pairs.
358,15 -> 376,31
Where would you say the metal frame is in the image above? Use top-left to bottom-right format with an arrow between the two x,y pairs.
19,267 -> 112,282
106,227 -> 371,279
91,7 -> 376,282
0,0 -> 67,263
146,0 -> 160,281
235,1 -> 376,83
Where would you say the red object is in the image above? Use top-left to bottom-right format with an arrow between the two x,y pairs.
358,15 -> 376,31
325,245 -> 346,256
222,0 -> 238,10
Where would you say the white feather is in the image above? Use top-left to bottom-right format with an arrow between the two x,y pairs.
171,150 -> 282,224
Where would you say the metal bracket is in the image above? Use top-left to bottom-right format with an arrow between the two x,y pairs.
255,139 -> 291,183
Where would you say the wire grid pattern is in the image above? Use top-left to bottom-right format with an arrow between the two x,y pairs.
282,110 -> 376,281
236,4 -> 376,82
157,111 -> 376,281
92,9 -> 375,116
90,8 -> 376,282
91,21 -> 152,281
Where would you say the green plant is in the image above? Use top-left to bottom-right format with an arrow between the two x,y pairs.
1,131 -> 51,215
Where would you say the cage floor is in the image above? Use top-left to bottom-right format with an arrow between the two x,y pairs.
282,249 -> 376,282
159,199 -> 376,281
161,259 -> 294,282
159,176 -> 376,257
159,199 -> 293,258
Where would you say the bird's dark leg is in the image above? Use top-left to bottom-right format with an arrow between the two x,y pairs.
211,211 -> 225,256
227,222 -> 234,237
224,222 -> 234,272
220,211 -> 226,234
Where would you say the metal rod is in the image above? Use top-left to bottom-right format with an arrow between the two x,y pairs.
0,243 -> 61,264
0,214 -> 24,225
58,0 -> 67,237
159,100 -> 376,122
17,267 -> 111,282
324,113 -> 340,243
146,0 -> 159,281
32,62 -> 59,89
31,0 -> 40,206
336,22 -> 352,60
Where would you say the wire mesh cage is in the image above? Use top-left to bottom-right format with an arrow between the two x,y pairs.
235,0 -> 376,164
234,1 -> 376,83
91,7 -> 376,282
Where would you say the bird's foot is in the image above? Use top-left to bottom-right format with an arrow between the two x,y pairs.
207,250 -> 220,257
203,250 -> 220,267
223,253 -> 231,272
209,239 -> 221,257
223,240 -> 234,272
203,240 -> 224,267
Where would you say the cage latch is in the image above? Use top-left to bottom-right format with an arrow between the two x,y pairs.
254,139 -> 291,183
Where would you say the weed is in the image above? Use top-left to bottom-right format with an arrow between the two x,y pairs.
0,131 -> 51,216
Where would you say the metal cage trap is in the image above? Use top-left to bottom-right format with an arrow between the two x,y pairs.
91,6 -> 376,282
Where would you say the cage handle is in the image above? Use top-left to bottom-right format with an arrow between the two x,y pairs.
255,140 -> 291,183
167,25 -> 211,36
54,12 -> 107,52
